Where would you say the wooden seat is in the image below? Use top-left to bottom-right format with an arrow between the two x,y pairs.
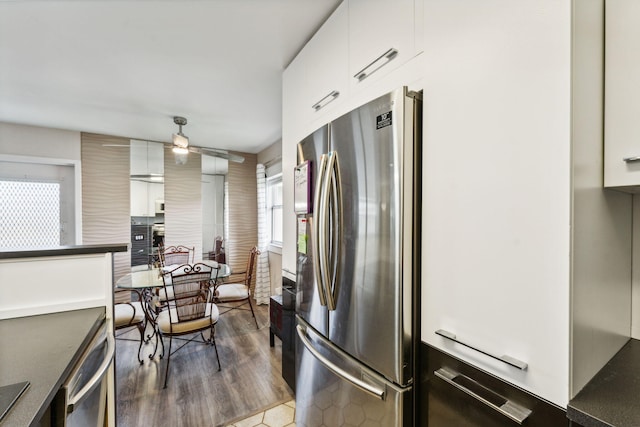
213,246 -> 260,329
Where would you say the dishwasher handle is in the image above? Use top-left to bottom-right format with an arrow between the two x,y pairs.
67,323 -> 115,412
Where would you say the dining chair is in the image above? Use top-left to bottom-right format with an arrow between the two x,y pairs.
114,289 -> 147,364
156,262 -> 221,388
157,245 -> 195,304
159,245 -> 194,268
213,246 -> 260,329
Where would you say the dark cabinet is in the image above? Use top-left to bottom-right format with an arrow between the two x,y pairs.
269,295 -> 283,346
269,285 -> 296,393
421,343 -> 568,427
281,277 -> 296,392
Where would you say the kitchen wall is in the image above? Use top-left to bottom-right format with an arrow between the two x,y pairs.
81,133 -> 131,285
226,152 -> 258,278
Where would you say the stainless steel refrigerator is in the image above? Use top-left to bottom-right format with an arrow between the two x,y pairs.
294,87 -> 421,427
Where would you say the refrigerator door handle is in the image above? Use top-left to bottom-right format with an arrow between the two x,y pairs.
324,150 -> 342,311
318,152 -> 334,309
313,154 -> 328,306
296,324 -> 386,400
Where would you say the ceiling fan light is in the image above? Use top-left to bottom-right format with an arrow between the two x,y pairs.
172,146 -> 189,155
172,132 -> 189,148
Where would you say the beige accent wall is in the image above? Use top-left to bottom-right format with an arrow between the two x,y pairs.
81,133 -> 131,286
164,150 -> 203,260
227,152 -> 258,277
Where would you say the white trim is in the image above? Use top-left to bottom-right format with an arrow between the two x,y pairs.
0,154 -> 83,244
268,244 -> 282,255
0,299 -> 106,320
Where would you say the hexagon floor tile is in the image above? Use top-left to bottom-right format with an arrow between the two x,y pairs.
227,400 -> 296,427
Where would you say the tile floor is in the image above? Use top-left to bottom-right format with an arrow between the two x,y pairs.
226,400 -> 296,427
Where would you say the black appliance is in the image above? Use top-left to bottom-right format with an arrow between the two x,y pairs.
281,275 -> 296,392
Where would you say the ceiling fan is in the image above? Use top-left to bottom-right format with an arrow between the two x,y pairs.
169,116 -> 244,164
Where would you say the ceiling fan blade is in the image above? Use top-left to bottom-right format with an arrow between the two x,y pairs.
189,146 -> 245,163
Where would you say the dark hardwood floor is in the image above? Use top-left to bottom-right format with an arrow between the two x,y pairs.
114,304 -> 294,427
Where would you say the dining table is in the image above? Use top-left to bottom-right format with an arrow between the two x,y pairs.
115,261 -> 232,359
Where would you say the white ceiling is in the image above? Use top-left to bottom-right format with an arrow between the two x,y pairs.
0,0 -> 341,154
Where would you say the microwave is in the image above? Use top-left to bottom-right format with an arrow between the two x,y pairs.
155,200 -> 165,214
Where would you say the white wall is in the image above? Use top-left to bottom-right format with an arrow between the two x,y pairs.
0,122 -> 80,160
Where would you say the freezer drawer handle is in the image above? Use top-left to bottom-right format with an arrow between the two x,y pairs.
296,325 -> 385,400
435,329 -> 528,370
67,324 -> 115,412
434,367 -> 532,425
623,156 -> 640,163
354,48 -> 399,81
312,90 -> 340,111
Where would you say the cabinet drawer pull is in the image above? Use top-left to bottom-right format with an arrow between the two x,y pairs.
435,329 -> 528,370
623,156 -> 640,163
312,90 -> 340,111
353,48 -> 398,81
434,367 -> 533,425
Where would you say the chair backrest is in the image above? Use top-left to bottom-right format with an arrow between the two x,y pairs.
166,263 -> 215,323
214,236 -> 223,254
243,246 -> 260,287
161,245 -> 194,267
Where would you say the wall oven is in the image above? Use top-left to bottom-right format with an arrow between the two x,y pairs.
53,320 -> 115,426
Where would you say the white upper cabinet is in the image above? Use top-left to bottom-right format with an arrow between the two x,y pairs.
604,0 -> 640,190
282,49 -> 309,147
305,2 -> 349,123
348,0 -> 419,94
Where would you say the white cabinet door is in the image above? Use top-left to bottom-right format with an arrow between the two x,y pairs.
305,1 -> 349,125
348,0 -> 417,94
130,180 -> 149,216
605,0 -> 640,189
421,0 -> 572,408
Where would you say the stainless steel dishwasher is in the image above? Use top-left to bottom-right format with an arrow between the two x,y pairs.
53,319 -> 115,426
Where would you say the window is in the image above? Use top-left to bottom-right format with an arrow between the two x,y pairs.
0,160 -> 77,249
0,180 -> 61,248
266,173 -> 283,246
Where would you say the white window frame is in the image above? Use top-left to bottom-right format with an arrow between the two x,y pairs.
266,173 -> 283,249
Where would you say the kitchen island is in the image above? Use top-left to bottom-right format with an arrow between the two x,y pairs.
0,244 -> 127,426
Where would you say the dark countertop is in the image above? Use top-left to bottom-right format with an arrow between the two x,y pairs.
568,338 -> 640,427
0,243 -> 128,260
0,307 -> 106,426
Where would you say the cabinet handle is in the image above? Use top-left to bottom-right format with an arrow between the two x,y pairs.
623,156 -> 640,163
312,90 -> 340,111
353,48 -> 399,81
434,367 -> 533,425
435,329 -> 528,370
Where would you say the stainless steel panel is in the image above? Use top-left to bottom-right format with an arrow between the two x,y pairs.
327,88 -> 416,386
295,317 -> 411,427
296,126 -> 329,337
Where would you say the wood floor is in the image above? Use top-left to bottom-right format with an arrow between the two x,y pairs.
114,304 -> 294,427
